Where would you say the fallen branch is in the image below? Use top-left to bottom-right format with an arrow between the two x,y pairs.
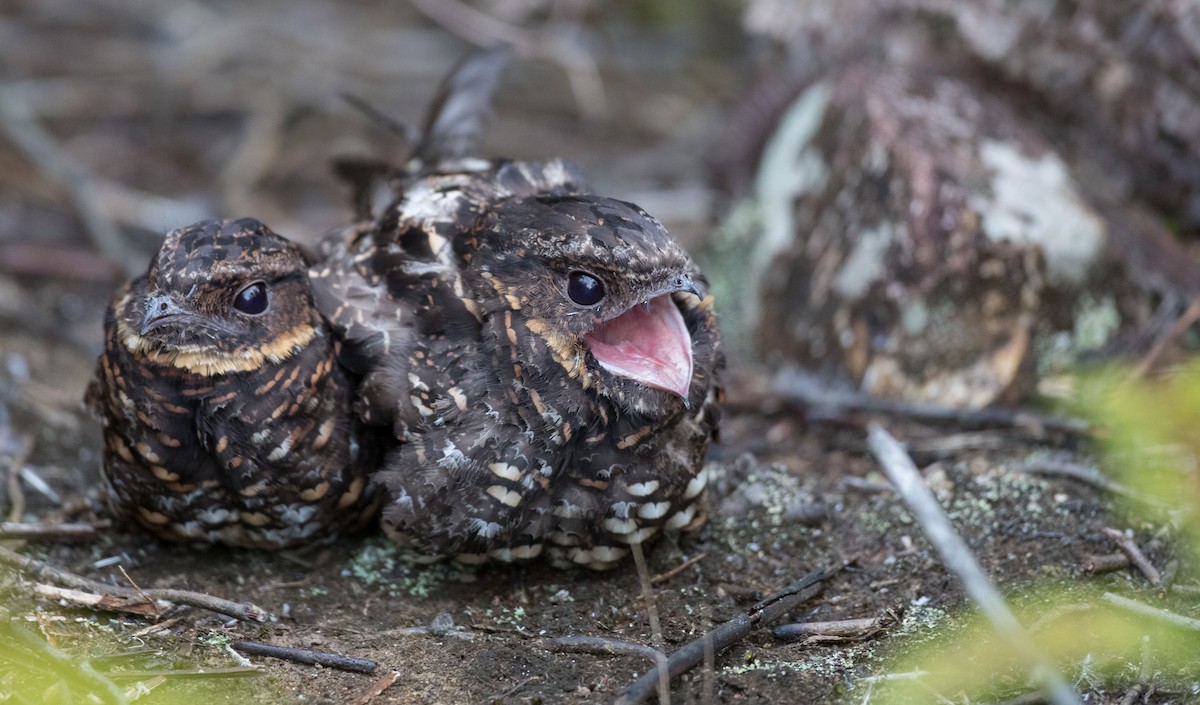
102,667 -> 264,680
613,566 -> 840,705
1017,461 -> 1152,504
729,385 -> 1090,435
1101,592 -> 1200,631
1169,583 -> 1200,597
839,476 -> 896,494
1083,553 -> 1131,575
0,521 -> 103,541
230,640 -> 377,673
540,636 -> 662,663
867,424 -> 1080,705
33,583 -> 166,617
0,545 -> 269,622
771,616 -> 890,642
1102,528 -> 1162,587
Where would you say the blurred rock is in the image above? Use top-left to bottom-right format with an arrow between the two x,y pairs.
718,2 -> 1200,406
944,0 -> 1200,229
738,1 -> 1200,228
726,64 -> 1196,407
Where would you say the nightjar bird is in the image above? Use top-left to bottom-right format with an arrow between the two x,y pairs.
313,50 -> 723,569
87,218 -> 379,549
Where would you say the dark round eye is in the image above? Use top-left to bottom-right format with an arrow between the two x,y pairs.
566,271 -> 605,307
233,281 -> 269,315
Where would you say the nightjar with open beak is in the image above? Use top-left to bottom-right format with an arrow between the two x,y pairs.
313,51 -> 723,569
86,218 -> 379,549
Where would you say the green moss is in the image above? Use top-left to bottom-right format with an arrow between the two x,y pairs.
345,538 -> 474,598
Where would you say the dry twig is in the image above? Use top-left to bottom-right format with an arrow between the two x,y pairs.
230,640 -> 377,673
349,671 -> 402,705
1129,296 -> 1200,380
102,667 -> 264,680
730,386 -> 1090,435
867,424 -> 1080,705
0,545 -> 269,622
33,583 -> 166,617
840,476 -> 896,494
118,564 -> 161,619
614,566 -> 840,705
1083,552 -> 1131,575
485,677 -> 535,703
1101,592 -> 1200,631
540,636 -> 662,663
4,435 -> 34,523
1102,528 -> 1162,586
651,552 -> 707,585
772,616 -> 890,642
628,540 -> 669,704
0,521 -> 103,541
1017,461 -> 1149,503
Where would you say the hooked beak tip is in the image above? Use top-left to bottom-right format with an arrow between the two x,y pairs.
672,274 -> 704,300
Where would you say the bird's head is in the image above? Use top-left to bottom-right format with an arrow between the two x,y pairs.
472,195 -> 712,417
118,218 -> 319,376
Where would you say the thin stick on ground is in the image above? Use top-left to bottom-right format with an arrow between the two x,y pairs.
1101,592 -> 1200,631
729,385 -> 1090,436
0,521 -> 103,540
349,671 -> 401,705
651,552 -> 707,585
230,640 -> 377,673
1102,528 -> 1162,586
614,566 -> 840,705
33,582 -> 166,617
4,435 -> 34,523
1017,461 -> 1153,504
866,424 -> 1080,705
629,540 -> 670,705
0,545 -> 269,622
1129,295 -> 1200,380
772,616 -> 890,641
1083,553 -> 1131,574
118,565 -> 161,619
540,636 -> 662,663
101,667 -> 264,680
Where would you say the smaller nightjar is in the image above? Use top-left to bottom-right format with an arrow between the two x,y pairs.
86,217 -> 380,549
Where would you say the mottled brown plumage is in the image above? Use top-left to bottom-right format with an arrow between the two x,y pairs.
87,218 -> 379,549
313,52 -> 723,569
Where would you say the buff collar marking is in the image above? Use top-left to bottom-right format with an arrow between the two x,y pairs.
117,314 -> 317,376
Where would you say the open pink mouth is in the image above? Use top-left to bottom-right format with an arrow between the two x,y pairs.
584,294 -> 693,399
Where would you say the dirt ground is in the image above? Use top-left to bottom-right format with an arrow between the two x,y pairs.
0,2 -> 1194,704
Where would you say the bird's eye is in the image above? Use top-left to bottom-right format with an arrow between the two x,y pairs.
233,281 -> 269,315
566,271 -> 605,307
